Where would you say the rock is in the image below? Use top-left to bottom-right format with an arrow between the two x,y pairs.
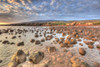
67,35 -> 71,40
10,42 -> 15,45
65,39 -> 71,44
7,62 -> 18,67
92,38 -> 97,41
66,51 -> 73,58
62,32 -> 66,36
84,41 -> 94,45
17,42 -> 24,46
70,38 -> 77,44
11,50 -> 26,64
60,43 -> 66,47
35,34 -> 38,38
79,48 -> 86,56
30,39 -> 35,43
63,49 -> 67,52
12,36 -> 16,39
35,40 -> 41,44
76,35 -> 79,38
71,56 -> 81,64
58,41 -> 63,44
77,39 -> 81,41
71,56 -> 91,67
45,35 -> 53,40
79,43 -> 83,46
29,51 -> 44,64
0,60 -> 2,63
18,36 -> 21,38
48,46 -> 56,53
60,37 -> 64,41
2,40 -> 10,44
94,62 -> 100,67
55,38 -> 59,42
96,45 -> 100,50
88,45 -> 94,49
41,39 -> 45,42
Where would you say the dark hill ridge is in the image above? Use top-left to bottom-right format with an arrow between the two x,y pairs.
0,20 -> 100,26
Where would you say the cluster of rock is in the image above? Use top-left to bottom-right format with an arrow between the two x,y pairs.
7,50 -> 44,67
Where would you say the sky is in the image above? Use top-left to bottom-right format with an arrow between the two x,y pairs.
0,0 -> 100,23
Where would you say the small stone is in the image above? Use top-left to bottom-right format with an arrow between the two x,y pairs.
35,40 -> 41,45
67,35 -> 71,40
70,38 -> 77,44
88,45 -> 94,49
12,36 -> 16,39
30,39 -> 35,43
84,41 -> 94,45
79,43 -> 83,46
96,45 -> 100,50
17,42 -> 24,46
55,38 -> 59,42
2,40 -> 10,44
92,38 -> 97,41
65,39 -> 71,44
41,39 -> 45,42
77,39 -> 81,41
79,48 -> 86,56
0,60 -> 2,63
60,43 -> 66,47
34,34 -> 38,38
48,46 -> 56,53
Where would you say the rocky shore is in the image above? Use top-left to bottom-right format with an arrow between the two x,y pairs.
0,26 -> 100,67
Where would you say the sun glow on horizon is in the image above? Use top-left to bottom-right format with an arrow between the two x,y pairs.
0,22 -> 10,25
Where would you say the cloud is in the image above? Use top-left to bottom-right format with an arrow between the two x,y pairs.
0,0 -> 100,22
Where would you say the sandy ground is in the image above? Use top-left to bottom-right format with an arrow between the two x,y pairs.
0,26 -> 100,67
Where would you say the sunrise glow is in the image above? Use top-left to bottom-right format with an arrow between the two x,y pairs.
0,22 -> 10,25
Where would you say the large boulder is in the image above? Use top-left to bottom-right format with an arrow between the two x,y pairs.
79,48 -> 86,56
11,50 -> 26,64
29,51 -> 44,64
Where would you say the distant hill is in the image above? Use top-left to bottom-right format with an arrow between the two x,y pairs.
0,20 -> 100,26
